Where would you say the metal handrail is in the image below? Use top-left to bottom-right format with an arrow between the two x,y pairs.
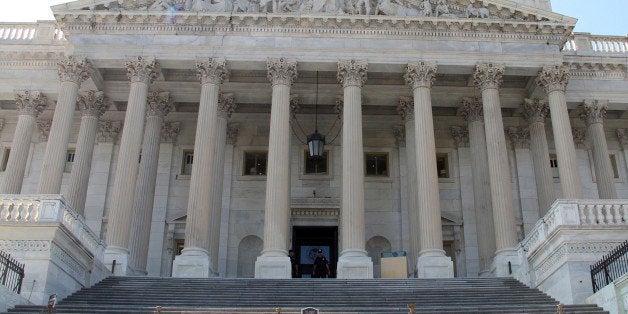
590,240 -> 628,292
0,250 -> 25,293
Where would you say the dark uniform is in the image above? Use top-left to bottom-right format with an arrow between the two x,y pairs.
290,252 -> 299,278
312,252 -> 330,278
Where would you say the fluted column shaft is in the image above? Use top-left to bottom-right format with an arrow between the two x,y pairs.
473,64 -> 517,252
66,91 -> 107,215
537,66 -> 583,199
128,92 -> 173,274
106,57 -> 158,259
1,91 -> 46,194
581,100 -> 617,199
523,98 -> 555,215
38,56 -> 90,194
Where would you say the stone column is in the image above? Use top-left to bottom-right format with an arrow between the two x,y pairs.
172,58 -> 227,278
335,60 -> 373,279
104,56 -> 159,275
580,100 -> 617,199
472,63 -> 519,276
0,91 -> 46,194
537,65 -> 583,199
255,58 -> 297,279
458,97 -> 495,276
65,91 -> 108,215
37,56 -> 90,194
522,98 -> 556,216
405,61 -> 453,278
397,97 -> 419,276
128,91 -> 173,275
617,129 -> 628,180
209,93 -> 236,276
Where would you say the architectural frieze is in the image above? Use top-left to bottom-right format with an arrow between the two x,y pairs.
565,61 -> 627,80
77,90 -> 108,117
0,239 -> 51,252
161,121 -> 181,142
522,98 -> 548,124
579,100 -> 607,126
449,125 -> 469,148
15,91 -> 47,117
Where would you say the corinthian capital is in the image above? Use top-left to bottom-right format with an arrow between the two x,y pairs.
97,120 -> 121,143
393,125 -> 405,147
617,129 -> 628,150
404,61 -> 437,89
227,123 -> 240,145
507,127 -> 530,149
77,90 -> 108,118
337,60 -> 367,87
218,93 -> 236,118
15,91 -> 47,117
537,65 -> 570,93
396,96 -> 414,122
458,96 -> 483,122
473,63 -> 504,90
125,56 -> 159,84
267,58 -> 297,86
572,127 -> 587,148
161,122 -> 181,143
196,58 -> 228,85
146,91 -> 174,117
58,56 -> 91,84
37,119 -> 52,141
579,100 -> 607,125
522,98 -> 549,123
450,126 -> 469,148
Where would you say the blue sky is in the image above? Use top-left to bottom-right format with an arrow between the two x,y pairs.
0,0 -> 626,36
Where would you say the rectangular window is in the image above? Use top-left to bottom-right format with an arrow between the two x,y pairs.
64,149 -> 75,173
549,153 -> 559,178
436,153 -> 450,178
0,147 -> 10,172
181,150 -> 194,175
365,153 -> 388,177
244,151 -> 268,176
304,150 -> 328,175
610,154 -> 619,179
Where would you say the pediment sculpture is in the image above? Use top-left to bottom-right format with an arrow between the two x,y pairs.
68,0 -> 549,21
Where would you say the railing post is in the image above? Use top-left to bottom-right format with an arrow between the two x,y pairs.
572,33 -> 594,53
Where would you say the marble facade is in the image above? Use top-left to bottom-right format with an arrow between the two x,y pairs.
0,0 -> 627,305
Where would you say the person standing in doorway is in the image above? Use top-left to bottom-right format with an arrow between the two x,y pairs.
289,249 -> 300,278
312,249 -> 330,278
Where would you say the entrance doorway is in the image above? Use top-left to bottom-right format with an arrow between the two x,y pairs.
292,226 -> 338,278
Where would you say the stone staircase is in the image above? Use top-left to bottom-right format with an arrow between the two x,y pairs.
7,277 -> 608,313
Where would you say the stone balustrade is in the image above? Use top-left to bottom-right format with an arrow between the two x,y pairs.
563,33 -> 628,54
0,194 -> 104,259
0,22 -> 65,43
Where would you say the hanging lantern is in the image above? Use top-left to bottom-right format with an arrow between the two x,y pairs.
307,130 -> 325,160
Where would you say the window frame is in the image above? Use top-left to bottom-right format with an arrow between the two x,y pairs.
364,152 -> 390,177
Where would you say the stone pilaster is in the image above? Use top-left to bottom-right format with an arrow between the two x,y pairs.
397,96 -> 419,276
536,65 -> 583,199
405,61 -> 453,278
37,56 -> 91,194
173,58 -> 227,278
128,91 -> 174,275
522,98 -> 556,216
580,100 -> 617,199
255,58 -> 297,278
458,96 -> 495,276
105,56 -> 159,275
65,91 -> 108,215
335,59 -> 373,279
0,91 -> 46,194
473,63 -> 519,276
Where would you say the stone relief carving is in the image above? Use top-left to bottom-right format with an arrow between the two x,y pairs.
37,119 -> 52,141
392,125 -> 405,147
161,121 -> 181,142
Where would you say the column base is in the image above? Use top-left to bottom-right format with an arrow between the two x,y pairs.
171,248 -> 212,278
490,248 -> 521,277
337,249 -> 373,279
104,246 -> 131,276
416,250 -> 454,278
254,252 -> 291,279
127,266 -> 148,277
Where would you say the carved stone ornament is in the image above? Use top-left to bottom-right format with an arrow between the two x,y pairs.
77,90 -> 108,118
15,90 -> 47,117
458,96 -> 483,122
522,98 -> 549,124
289,95 -> 300,116
218,93 -> 236,118
196,58 -> 228,85
226,123 -> 240,145
161,121 -> 181,142
450,125 -> 469,148
393,125 -> 405,147
473,63 -> 504,90
537,65 -> 570,93
267,58 -> 297,86
397,96 -> 414,122
579,99 -> 607,126
37,119 -> 52,141
146,91 -> 174,117
58,56 -> 91,84
97,120 -> 122,142
125,56 -> 159,84
334,96 -> 344,118
337,60 -> 367,88
572,127 -> 587,148
404,61 -> 437,89
507,127 -> 530,149
616,129 -> 628,150
0,119 -> 4,133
